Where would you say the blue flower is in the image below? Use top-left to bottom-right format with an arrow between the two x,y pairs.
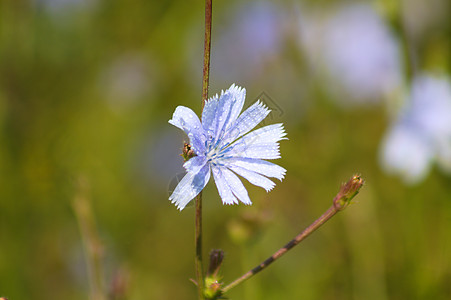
168,84 -> 287,210
380,73 -> 451,183
298,4 -> 402,103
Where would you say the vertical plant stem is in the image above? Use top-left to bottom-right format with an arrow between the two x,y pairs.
196,1 -> 212,299
195,192 -> 205,300
201,0 -> 212,109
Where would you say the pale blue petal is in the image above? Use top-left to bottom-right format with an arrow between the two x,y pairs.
216,86 -> 246,142
221,168 -> 252,205
223,157 -> 286,181
202,93 -> 219,137
228,164 -> 275,192
223,84 -> 246,131
240,123 -> 287,144
202,85 -> 246,148
169,161 -> 211,210
212,90 -> 235,143
169,106 -> 206,154
183,156 -> 207,173
224,123 -> 287,159
202,88 -> 232,143
220,100 -> 270,147
212,166 -> 238,205
227,143 -> 281,159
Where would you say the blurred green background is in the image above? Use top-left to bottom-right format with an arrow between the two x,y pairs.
1,0 -> 451,299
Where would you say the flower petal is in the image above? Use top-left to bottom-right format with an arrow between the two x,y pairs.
228,165 -> 276,192
202,84 -> 246,146
240,123 -> 287,144
169,159 -> 211,210
169,106 -> 206,155
183,156 -> 207,173
223,84 -> 246,131
223,123 -> 287,159
212,166 -> 238,205
227,143 -> 281,159
220,100 -> 270,147
223,157 -> 286,181
221,168 -> 252,205
201,94 -> 219,137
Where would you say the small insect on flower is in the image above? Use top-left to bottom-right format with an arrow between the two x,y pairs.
181,143 -> 196,162
169,84 -> 287,210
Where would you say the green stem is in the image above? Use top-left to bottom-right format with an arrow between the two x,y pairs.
195,192 -> 204,300
196,1 -> 212,299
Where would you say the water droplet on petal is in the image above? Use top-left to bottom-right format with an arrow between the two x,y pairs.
231,128 -> 240,140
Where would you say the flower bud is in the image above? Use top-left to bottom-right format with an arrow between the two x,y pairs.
334,175 -> 364,210
204,249 -> 224,299
207,249 -> 224,277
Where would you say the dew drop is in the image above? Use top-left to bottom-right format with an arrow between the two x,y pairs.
231,128 -> 240,140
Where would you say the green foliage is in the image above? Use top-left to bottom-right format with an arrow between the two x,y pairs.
0,0 -> 450,299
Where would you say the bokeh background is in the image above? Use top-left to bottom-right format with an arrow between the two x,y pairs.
1,0 -> 451,299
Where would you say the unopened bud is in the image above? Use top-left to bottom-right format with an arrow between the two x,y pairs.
207,249 -> 224,277
204,249 -> 224,299
334,175 -> 364,210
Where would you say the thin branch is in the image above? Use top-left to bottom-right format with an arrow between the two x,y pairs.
222,175 -> 364,293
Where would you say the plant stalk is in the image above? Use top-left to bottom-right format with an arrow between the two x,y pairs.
196,1 -> 213,299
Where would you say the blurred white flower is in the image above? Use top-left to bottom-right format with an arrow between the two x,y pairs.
299,4 -> 402,104
380,73 -> 451,184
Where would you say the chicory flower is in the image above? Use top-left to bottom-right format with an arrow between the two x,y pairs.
169,84 -> 287,210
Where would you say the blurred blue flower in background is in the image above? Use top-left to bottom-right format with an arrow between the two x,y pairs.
35,0 -> 96,14
380,73 -> 451,184
99,53 -> 153,112
299,4 -> 402,104
211,2 -> 284,81
168,84 -> 287,210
